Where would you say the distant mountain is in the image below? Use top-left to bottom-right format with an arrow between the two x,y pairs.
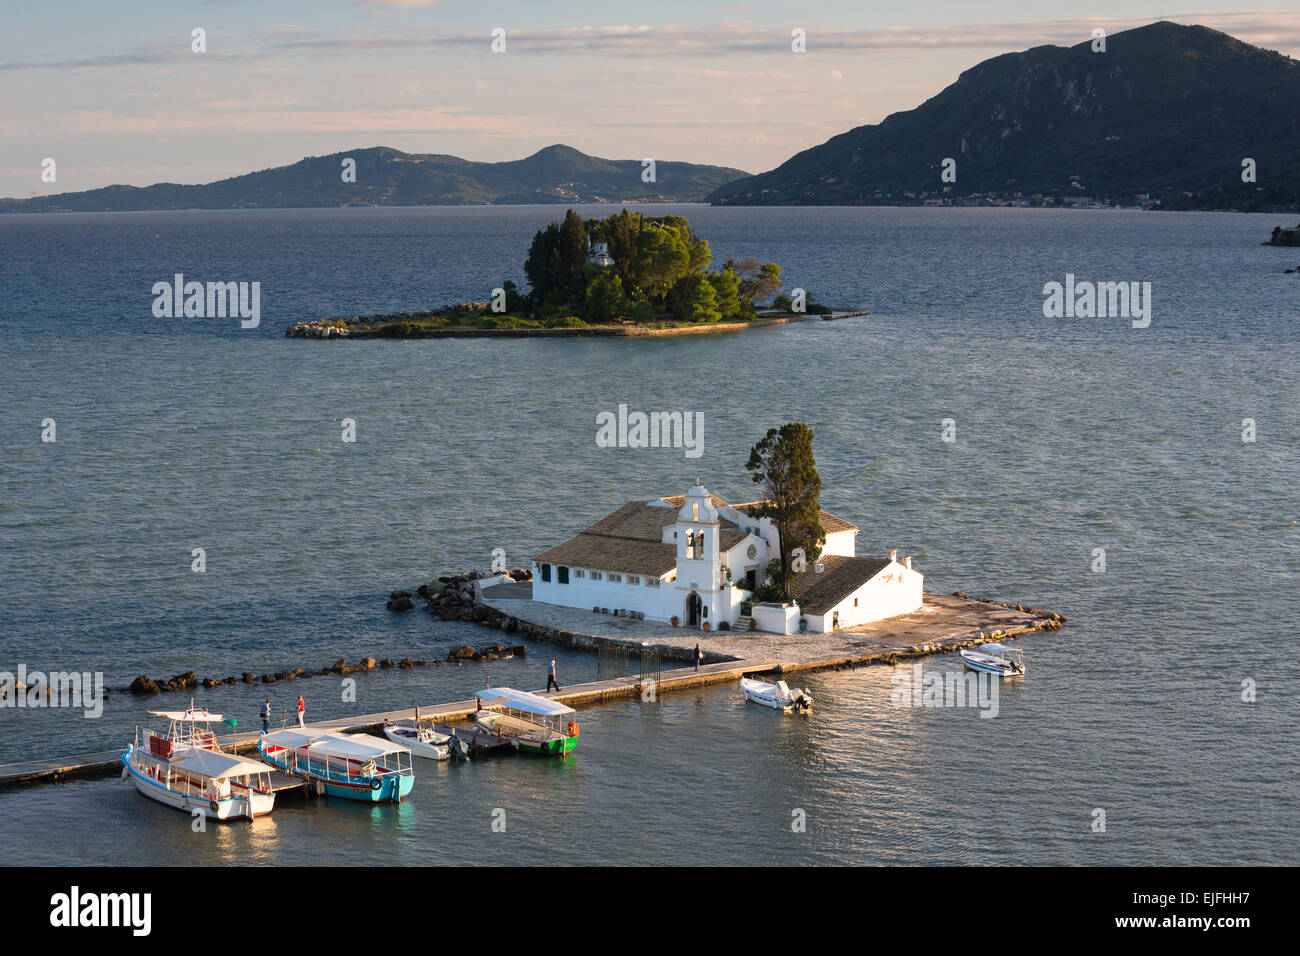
710,22 -> 1300,211
1,145 -> 749,213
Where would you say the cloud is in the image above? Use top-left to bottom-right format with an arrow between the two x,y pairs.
5,11 -> 1299,72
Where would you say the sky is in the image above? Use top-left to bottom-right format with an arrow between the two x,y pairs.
2,1 -> 1299,198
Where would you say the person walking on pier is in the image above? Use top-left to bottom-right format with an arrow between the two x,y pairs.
260,700 -> 271,734
694,642 -> 703,672
296,694 -> 305,727
546,660 -> 561,693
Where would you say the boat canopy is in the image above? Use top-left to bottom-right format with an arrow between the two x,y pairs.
978,643 -> 1018,654
476,687 -> 576,718
261,728 -> 333,749
170,748 -> 271,780
309,732 -> 409,760
149,708 -> 223,721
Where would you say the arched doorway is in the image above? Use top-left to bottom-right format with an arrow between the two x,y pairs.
686,592 -> 702,627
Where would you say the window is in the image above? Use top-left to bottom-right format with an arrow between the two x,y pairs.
627,575 -> 641,586
540,564 -> 551,583
590,571 -> 602,581
608,573 -> 623,584
646,578 -> 660,588
558,566 -> 569,584
573,569 -> 585,579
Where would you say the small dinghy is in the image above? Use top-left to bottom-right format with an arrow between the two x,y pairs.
959,643 -> 1026,678
382,719 -> 467,761
740,677 -> 812,713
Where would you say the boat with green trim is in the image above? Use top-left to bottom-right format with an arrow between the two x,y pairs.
474,687 -> 579,756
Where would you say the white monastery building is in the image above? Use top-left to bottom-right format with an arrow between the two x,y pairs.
532,484 -> 923,634
586,240 -> 615,268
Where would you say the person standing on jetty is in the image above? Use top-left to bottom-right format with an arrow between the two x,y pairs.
546,660 -> 561,693
694,642 -> 703,672
296,694 -> 305,727
259,700 -> 271,734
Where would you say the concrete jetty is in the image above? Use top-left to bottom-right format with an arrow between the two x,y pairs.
0,590 -> 1063,790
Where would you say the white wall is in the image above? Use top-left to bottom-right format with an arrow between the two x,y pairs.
753,602 -> 799,634
803,560 -> 924,633
532,563 -> 677,621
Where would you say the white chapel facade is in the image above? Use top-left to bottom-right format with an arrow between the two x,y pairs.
531,484 -> 923,634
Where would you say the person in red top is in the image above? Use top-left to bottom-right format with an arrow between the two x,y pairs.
296,695 -> 305,727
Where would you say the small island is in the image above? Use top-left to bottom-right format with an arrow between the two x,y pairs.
288,209 -> 865,338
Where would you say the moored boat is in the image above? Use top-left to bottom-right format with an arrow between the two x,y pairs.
122,706 -> 276,820
382,719 -> 468,761
257,728 -> 415,802
959,643 -> 1026,678
474,687 -> 579,756
740,677 -> 812,713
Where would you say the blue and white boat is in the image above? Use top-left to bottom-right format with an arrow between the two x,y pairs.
959,643 -> 1026,678
257,728 -> 415,802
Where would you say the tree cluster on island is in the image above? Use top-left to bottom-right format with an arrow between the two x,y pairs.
499,208 -> 830,327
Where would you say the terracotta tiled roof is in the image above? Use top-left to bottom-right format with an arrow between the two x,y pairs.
533,498 -> 751,578
787,555 -> 890,614
533,491 -> 852,578
731,500 -> 859,534
534,533 -> 677,578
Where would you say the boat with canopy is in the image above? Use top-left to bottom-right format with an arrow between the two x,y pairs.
257,728 -> 415,802
474,687 -> 579,756
959,642 -> 1026,678
122,705 -> 276,820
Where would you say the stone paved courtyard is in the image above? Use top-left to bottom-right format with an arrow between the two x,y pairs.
482,583 -> 1057,666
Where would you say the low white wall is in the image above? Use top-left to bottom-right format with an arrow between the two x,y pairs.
753,602 -> 799,635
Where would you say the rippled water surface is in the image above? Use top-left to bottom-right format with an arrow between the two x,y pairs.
0,205 -> 1295,864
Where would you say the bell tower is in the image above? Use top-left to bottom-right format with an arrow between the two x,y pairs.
675,483 -> 722,627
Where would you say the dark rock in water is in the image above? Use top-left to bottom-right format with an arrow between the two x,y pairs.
387,595 -> 414,612
472,605 -> 490,623
379,658 -> 395,668
262,674 -> 277,683
415,584 -> 430,598
330,658 -> 347,674
1264,224 -> 1300,246
449,646 -> 476,660
398,658 -> 414,669
202,678 -> 220,688
242,672 -> 256,684
502,617 -> 518,634
222,676 -> 237,685
390,589 -> 413,601
359,657 -> 377,671
165,671 -> 198,692
129,675 -> 160,695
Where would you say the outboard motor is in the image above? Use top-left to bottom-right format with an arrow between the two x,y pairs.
794,689 -> 813,712
449,733 -> 469,761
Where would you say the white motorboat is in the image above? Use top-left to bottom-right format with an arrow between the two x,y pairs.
122,705 -> 276,820
382,719 -> 467,761
740,677 -> 812,713
959,643 -> 1026,678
